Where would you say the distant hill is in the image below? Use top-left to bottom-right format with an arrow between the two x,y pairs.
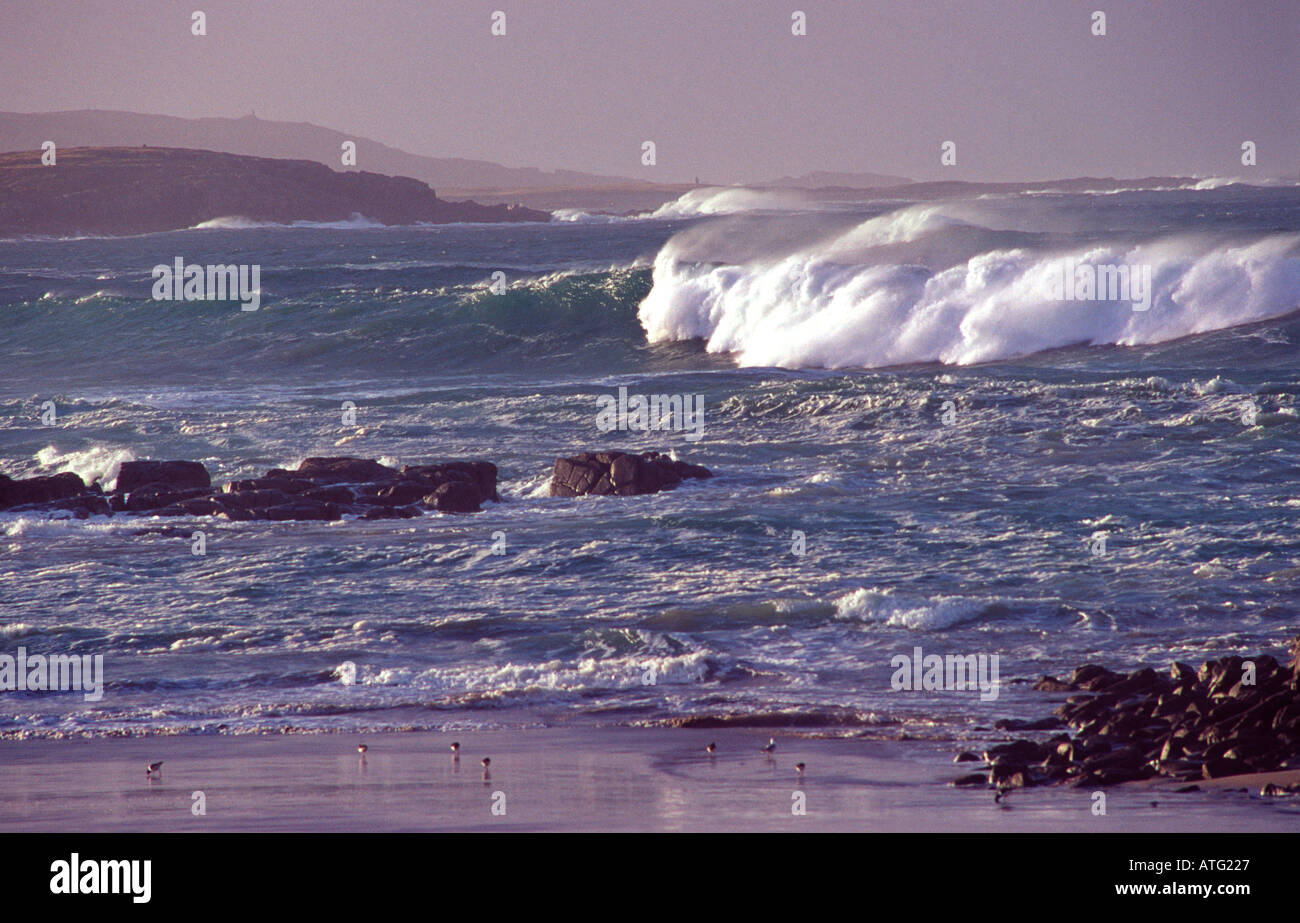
761,170 -> 912,189
0,147 -> 549,237
0,109 -> 635,194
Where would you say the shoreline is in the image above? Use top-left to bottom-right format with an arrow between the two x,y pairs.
1,727 -> 1296,832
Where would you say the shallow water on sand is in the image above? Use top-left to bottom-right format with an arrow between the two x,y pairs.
1,730 -> 1297,832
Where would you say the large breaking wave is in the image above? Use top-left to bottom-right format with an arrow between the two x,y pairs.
637,201 -> 1300,369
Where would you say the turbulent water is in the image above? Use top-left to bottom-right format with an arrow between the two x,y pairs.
2,183 -> 1298,740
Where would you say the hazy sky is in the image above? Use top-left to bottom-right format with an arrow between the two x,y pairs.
1,0 -> 1295,182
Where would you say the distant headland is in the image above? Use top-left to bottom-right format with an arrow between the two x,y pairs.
0,146 -> 550,237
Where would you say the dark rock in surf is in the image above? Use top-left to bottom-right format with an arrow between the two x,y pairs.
266,499 -> 342,521
403,462 -> 500,503
281,456 -> 498,513
361,505 -> 422,520
302,485 -> 355,505
425,480 -> 482,513
115,460 -> 211,493
994,716 -> 1065,731
125,484 -> 212,512
218,488 -> 292,509
226,476 -> 313,494
291,457 -> 398,484
5,452 -> 501,521
171,496 -> 226,517
374,481 -> 432,506
984,740 -> 1045,764
0,471 -> 87,509
1031,675 -> 1073,692
550,451 -> 712,498
3,490 -> 111,519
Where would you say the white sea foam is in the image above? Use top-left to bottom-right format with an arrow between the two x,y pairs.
552,187 -> 812,224
1190,177 -> 1239,191
833,587 -> 993,630
826,590 -> 987,631
550,209 -> 628,224
638,203 -> 1300,369
1191,376 -> 1248,396
1009,177 -> 1288,197
34,444 -> 136,490
517,472 -> 555,499
647,187 -> 810,219
332,650 -> 711,696
190,213 -> 384,230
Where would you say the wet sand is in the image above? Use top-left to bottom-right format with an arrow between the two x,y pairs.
1,728 -> 1296,832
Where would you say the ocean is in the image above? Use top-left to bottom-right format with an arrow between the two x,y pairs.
2,182 -> 1298,742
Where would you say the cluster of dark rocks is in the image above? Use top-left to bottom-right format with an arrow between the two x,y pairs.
0,456 -> 500,520
550,451 -> 712,497
2,450 -> 718,520
0,470 -> 99,515
952,644 -> 1300,794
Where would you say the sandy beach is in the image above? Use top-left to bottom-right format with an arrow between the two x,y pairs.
2,728 -> 1296,832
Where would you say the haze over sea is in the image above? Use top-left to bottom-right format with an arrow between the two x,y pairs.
2,182 -> 1298,742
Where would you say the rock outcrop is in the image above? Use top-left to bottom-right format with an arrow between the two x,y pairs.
115,459 -> 211,493
550,451 -> 712,497
5,449 -> 715,517
0,471 -> 89,508
0,455 -> 500,520
952,644 -> 1300,794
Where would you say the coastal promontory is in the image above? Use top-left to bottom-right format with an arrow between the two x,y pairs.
0,146 -> 550,236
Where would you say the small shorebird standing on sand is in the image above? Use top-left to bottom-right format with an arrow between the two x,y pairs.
705,742 -> 717,756
450,741 -> 460,754
480,756 -> 491,769
357,743 -> 368,757
480,756 -> 491,782
795,762 -> 805,775
145,761 -> 164,779
761,738 -> 776,756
